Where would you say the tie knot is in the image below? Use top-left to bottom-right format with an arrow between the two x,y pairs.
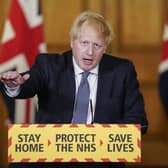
82,71 -> 90,80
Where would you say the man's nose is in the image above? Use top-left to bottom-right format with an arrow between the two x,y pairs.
87,44 -> 94,55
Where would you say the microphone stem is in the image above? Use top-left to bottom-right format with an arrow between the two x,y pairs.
90,99 -> 94,124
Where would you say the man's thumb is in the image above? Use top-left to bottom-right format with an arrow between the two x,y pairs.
23,74 -> 30,81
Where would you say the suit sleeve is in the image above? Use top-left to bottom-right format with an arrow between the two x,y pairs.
16,54 -> 48,98
123,62 -> 148,135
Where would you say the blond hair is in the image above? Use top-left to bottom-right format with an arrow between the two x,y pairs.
70,11 -> 114,46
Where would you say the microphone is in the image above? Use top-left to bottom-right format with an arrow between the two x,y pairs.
89,99 -> 94,124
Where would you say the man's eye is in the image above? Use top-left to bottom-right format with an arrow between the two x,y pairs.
81,41 -> 89,45
94,43 -> 101,49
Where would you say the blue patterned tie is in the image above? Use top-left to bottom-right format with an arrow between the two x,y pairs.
72,71 -> 90,123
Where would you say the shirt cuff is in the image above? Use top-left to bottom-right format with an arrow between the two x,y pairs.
4,84 -> 21,97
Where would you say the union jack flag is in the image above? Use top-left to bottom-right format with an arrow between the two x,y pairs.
159,19 -> 168,116
0,0 -> 46,123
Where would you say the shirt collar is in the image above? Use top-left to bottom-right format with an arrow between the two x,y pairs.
73,57 -> 99,76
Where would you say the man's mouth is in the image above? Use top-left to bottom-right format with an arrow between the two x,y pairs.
83,58 -> 93,65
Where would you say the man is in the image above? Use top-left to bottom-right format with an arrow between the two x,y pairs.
0,11 -> 148,168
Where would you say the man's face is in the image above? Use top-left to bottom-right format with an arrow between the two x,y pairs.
71,24 -> 106,71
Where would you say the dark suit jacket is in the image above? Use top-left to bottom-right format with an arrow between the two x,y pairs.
16,50 -> 148,134
9,50 -> 148,168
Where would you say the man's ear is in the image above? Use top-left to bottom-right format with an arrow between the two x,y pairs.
70,39 -> 73,49
103,45 -> 107,53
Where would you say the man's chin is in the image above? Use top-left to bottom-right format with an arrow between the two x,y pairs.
81,65 -> 94,71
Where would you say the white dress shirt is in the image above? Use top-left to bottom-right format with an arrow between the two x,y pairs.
73,57 -> 98,124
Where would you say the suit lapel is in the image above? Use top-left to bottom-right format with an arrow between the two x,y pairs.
59,52 -> 76,122
94,55 -> 114,123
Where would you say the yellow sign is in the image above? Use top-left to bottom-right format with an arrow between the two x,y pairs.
8,124 -> 141,163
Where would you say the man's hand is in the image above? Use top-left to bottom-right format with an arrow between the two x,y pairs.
0,71 -> 30,88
